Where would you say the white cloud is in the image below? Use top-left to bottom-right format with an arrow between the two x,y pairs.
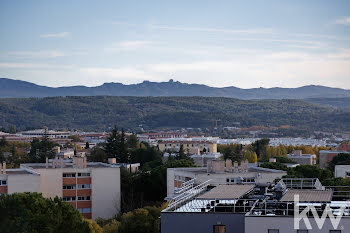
5,50 -> 66,58
104,40 -> 151,52
0,63 -> 52,68
334,17 -> 350,25
40,32 -> 69,38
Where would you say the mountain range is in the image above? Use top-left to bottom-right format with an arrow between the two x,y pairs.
1,78 -> 350,99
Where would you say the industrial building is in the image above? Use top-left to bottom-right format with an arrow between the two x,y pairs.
166,159 -> 287,198
161,178 -> 350,233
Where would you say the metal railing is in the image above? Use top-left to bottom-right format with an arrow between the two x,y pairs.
165,180 -> 211,211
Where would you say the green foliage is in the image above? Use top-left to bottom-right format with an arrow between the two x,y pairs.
85,142 -> 90,149
104,126 -> 129,163
102,219 -> 121,233
0,192 -> 90,233
286,165 -> 333,183
218,143 -> 243,161
28,137 -> 58,162
1,96 -> 350,133
328,153 -> 350,172
259,162 -> 288,171
275,157 -> 297,164
243,151 -> 258,163
118,206 -> 161,233
88,147 -> 108,162
251,138 -> 270,160
69,135 -> 83,142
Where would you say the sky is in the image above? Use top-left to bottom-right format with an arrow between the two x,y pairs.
0,0 -> 350,89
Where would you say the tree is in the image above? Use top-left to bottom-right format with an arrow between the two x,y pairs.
328,153 -> 350,172
251,138 -> 270,160
28,137 -> 57,162
85,219 -> 103,233
104,126 -> 129,163
127,134 -> 139,149
8,124 -> 16,134
85,142 -> 90,149
243,151 -> 257,163
177,145 -> 187,160
69,135 -> 83,142
218,144 -> 243,161
118,207 -> 160,233
102,219 -> 121,233
0,193 -> 91,233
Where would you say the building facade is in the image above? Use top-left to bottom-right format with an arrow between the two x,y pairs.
159,141 -> 217,153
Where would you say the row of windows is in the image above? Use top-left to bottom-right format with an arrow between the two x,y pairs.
78,196 -> 90,201
63,173 -> 91,178
165,144 -> 207,147
0,180 -> 7,186
63,196 -> 76,201
226,177 -> 256,183
63,196 -> 91,201
63,184 -> 91,190
77,208 -> 91,213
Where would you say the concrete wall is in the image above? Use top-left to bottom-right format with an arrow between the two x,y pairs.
166,168 -> 286,197
335,165 -> 350,178
91,167 -> 121,220
245,216 -> 350,233
34,168 -> 63,198
7,174 -> 40,193
161,212 -> 245,233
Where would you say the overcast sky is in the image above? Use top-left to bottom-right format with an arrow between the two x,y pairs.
1,0 -> 350,88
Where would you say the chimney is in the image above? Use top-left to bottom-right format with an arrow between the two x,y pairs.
2,162 -> 6,174
83,157 -> 87,168
225,159 -> 232,172
60,157 -> 64,168
233,161 -> 239,172
46,157 -> 49,168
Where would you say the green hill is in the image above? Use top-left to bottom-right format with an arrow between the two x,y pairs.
0,96 -> 349,133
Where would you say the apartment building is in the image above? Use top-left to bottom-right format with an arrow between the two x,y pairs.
158,141 -> 217,153
0,162 -> 41,194
0,157 -> 121,220
161,178 -> 350,233
166,159 -> 286,198
335,165 -> 350,179
287,150 -> 317,165
319,144 -> 350,169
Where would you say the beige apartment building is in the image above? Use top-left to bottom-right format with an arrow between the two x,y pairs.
158,141 -> 217,154
0,158 -> 121,220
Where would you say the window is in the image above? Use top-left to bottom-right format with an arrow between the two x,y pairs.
268,230 -> 279,233
77,184 -> 91,189
243,177 -> 256,183
63,196 -> 76,202
63,185 -> 76,190
0,180 -> 6,186
297,230 -> 308,233
63,173 -> 76,177
329,231 -> 341,233
78,196 -> 90,201
77,208 -> 91,213
77,173 -> 90,177
213,225 -> 225,233
345,172 -> 350,178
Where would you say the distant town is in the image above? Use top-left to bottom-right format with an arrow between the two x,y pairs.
1,126 -> 350,232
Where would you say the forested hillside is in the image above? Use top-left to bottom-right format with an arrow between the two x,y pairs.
0,96 -> 349,132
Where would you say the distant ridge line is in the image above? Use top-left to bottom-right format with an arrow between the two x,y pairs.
0,77 -> 349,99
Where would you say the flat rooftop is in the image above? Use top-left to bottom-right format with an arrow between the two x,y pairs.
21,162 -> 120,169
280,189 -> 333,202
198,184 -> 255,200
